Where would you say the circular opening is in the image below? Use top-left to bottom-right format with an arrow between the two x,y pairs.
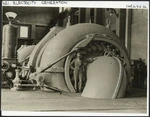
65,36 -> 129,93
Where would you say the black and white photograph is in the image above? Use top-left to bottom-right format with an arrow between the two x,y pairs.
1,1 -> 149,116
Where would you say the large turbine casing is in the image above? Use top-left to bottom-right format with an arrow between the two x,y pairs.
36,24 -> 119,92
29,23 -> 131,93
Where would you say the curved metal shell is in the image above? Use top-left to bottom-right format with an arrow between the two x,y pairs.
30,23 -> 131,93
39,23 -> 123,69
28,26 -> 64,68
81,56 -> 127,99
17,45 -> 35,63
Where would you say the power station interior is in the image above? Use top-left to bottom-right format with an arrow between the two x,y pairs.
1,6 -> 148,114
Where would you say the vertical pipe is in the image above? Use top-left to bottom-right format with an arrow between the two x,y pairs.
78,8 -> 86,23
85,8 -> 91,23
125,9 -> 132,58
116,9 -> 126,45
59,7 -> 63,13
94,8 -> 103,25
31,24 -> 35,40
116,9 -> 121,37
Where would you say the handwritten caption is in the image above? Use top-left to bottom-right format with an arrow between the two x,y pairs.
2,1 -> 68,6
2,1 -> 148,9
126,4 -> 147,9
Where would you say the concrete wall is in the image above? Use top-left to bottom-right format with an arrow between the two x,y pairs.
130,9 -> 148,64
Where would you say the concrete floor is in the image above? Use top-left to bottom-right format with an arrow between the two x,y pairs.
1,87 -> 148,116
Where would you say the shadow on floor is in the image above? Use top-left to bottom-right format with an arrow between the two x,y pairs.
125,87 -> 147,97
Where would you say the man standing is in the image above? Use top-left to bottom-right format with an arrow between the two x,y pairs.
70,52 -> 83,92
